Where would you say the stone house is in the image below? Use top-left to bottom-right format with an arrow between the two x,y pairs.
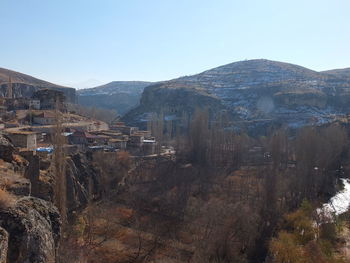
108,138 -> 127,150
68,131 -> 103,145
33,112 -> 56,125
6,131 -> 37,150
142,139 -> 157,155
111,125 -> 139,135
129,134 -> 144,146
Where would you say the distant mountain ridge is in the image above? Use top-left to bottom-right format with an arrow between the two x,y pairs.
78,81 -> 152,96
0,68 -> 76,102
322,68 -> 350,79
77,81 -> 153,114
123,59 -> 350,131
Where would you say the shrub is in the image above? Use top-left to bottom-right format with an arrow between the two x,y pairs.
0,188 -> 16,209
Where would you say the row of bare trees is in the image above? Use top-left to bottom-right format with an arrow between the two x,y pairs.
142,109 -> 350,262
56,105 -> 350,262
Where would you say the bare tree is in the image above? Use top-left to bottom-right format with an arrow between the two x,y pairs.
52,99 -> 67,223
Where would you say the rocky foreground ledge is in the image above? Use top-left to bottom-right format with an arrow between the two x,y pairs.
0,134 -> 61,263
0,197 -> 60,263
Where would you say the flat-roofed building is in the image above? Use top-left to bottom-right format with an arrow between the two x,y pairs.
129,134 -> 144,146
6,130 -> 37,150
68,131 -> 105,145
33,112 -> 56,125
108,138 -> 127,150
110,125 -> 139,135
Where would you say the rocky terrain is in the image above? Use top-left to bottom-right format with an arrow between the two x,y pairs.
0,68 -> 76,103
0,135 -> 60,263
0,134 -> 101,262
123,59 -> 350,130
77,81 -> 152,114
322,68 -> 350,79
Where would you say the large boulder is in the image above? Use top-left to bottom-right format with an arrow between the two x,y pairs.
0,197 -> 61,263
0,171 -> 31,196
0,135 -> 15,163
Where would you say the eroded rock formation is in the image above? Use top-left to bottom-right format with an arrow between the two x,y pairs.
0,197 -> 60,263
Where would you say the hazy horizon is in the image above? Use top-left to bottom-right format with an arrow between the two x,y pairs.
1,0 -> 349,88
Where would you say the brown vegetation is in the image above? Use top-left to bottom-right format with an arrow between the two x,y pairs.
269,201 -> 345,263
59,108 -> 350,262
0,188 -> 15,209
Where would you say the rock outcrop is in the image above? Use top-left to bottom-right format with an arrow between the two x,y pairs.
123,83 -> 225,127
0,135 -> 15,163
65,153 -> 100,213
0,197 -> 61,263
0,67 -> 75,103
0,137 -> 65,262
20,151 -> 100,214
77,81 -> 152,114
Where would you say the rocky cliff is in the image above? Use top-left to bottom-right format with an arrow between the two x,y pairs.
77,81 -> 152,114
0,197 -> 61,263
123,59 -> 350,129
0,135 -> 61,263
0,68 -> 76,103
124,82 -> 224,127
0,134 -> 101,262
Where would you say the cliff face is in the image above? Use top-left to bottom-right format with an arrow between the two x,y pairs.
0,68 -> 76,102
22,151 -> 100,214
123,83 -> 225,127
0,135 -> 61,263
77,81 -> 152,114
0,197 -> 61,263
0,133 -> 102,262
123,59 -> 350,129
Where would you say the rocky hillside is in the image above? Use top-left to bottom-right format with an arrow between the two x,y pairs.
322,68 -> 350,79
123,59 -> 350,129
0,68 -> 76,102
0,134 -> 101,262
77,81 -> 152,114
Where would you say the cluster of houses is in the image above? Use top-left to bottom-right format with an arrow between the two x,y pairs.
0,82 -> 161,157
68,122 -> 157,155
3,121 -> 158,157
0,88 -> 67,129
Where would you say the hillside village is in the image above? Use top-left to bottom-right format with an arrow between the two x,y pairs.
0,63 -> 350,263
2,0 -> 350,261
0,78 -> 171,159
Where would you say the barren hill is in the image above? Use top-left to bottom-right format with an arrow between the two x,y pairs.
0,68 -> 76,102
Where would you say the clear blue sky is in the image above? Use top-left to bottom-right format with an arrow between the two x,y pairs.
1,0 -> 349,88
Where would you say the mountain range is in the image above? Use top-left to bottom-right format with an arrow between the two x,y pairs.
2,59 -> 350,131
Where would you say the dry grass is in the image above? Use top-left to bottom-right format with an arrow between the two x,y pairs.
0,188 -> 16,209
